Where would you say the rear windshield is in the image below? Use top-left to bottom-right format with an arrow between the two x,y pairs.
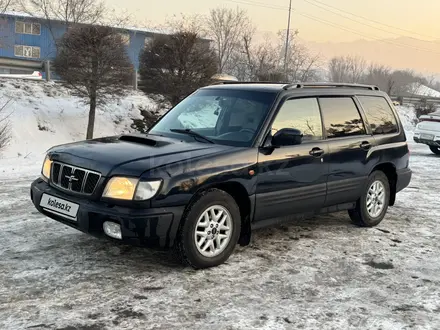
149,89 -> 277,147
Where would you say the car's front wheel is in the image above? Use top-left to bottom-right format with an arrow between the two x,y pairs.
429,146 -> 440,155
348,171 -> 390,227
175,189 -> 241,269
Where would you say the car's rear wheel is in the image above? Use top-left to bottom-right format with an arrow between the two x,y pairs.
348,171 -> 390,227
429,146 -> 440,155
174,189 -> 241,269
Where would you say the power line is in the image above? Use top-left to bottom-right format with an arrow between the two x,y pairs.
224,0 -> 440,55
306,0 -> 437,40
225,0 -> 291,11
297,12 -> 440,55
303,0 -> 421,40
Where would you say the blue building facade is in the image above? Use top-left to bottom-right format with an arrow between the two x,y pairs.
0,11 -> 163,74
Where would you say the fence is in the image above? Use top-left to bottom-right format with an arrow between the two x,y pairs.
390,95 -> 440,107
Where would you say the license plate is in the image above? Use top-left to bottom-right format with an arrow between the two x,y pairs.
421,134 -> 434,140
39,194 -> 79,220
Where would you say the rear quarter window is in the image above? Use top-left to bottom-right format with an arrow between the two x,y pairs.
357,96 -> 399,135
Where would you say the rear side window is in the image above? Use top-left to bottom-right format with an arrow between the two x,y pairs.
319,97 -> 366,138
357,96 -> 398,134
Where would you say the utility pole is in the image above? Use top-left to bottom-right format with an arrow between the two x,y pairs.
284,0 -> 292,81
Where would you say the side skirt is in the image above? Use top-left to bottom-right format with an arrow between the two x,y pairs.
250,202 -> 356,231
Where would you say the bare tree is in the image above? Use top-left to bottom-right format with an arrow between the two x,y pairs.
278,30 -> 321,82
0,0 -> 11,13
53,25 -> 133,139
229,28 -> 320,83
363,64 -> 395,94
391,69 -> 426,96
206,6 -> 252,73
0,99 -> 12,154
328,55 -> 366,83
20,0 -> 109,49
164,13 -> 207,36
139,31 -> 217,107
21,0 -> 106,25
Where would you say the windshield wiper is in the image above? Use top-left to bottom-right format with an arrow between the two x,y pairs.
170,129 -> 215,144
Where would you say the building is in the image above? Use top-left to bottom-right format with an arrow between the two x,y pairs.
0,11 -> 176,77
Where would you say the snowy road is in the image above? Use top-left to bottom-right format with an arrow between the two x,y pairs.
1,139 -> 440,330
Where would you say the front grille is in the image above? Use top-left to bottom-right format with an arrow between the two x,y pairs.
51,162 -> 101,195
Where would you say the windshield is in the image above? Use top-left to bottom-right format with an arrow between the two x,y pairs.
149,89 -> 277,147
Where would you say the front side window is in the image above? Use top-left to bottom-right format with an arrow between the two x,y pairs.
357,96 -> 398,135
149,89 -> 277,147
271,97 -> 323,141
319,97 -> 366,138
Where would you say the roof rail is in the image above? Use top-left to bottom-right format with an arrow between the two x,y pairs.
283,82 -> 380,91
212,81 -> 289,85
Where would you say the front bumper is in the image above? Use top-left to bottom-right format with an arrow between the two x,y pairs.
30,178 -> 184,248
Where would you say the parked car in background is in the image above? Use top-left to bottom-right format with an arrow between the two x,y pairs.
30,82 -> 412,269
414,110 -> 440,154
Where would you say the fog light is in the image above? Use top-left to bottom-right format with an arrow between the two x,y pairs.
103,221 -> 122,240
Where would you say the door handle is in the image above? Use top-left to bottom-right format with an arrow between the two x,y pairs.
360,141 -> 371,150
309,147 -> 324,157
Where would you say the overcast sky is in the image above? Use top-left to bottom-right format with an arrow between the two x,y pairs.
103,0 -> 440,43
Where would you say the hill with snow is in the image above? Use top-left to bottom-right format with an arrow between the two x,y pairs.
0,79 -> 158,176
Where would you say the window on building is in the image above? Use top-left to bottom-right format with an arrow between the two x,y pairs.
119,33 -> 130,45
319,97 -> 366,138
14,45 -> 41,59
32,23 -> 41,35
357,96 -> 399,135
15,21 -> 41,35
271,98 -> 323,141
14,45 -> 24,57
15,21 -> 25,33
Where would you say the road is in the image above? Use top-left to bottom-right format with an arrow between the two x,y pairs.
1,139 -> 439,330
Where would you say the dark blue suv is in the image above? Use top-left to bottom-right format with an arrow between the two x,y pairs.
30,82 -> 412,268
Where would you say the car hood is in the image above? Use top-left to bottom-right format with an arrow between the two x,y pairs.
47,134 -> 235,177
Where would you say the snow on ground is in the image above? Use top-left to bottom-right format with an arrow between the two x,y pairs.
396,105 -> 417,132
2,137 -> 440,330
1,81 -> 440,329
0,78 -> 155,178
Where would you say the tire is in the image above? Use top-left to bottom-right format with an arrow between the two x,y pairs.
174,188 -> 241,269
429,146 -> 440,155
348,171 -> 390,227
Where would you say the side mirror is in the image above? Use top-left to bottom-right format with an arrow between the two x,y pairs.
272,128 -> 303,146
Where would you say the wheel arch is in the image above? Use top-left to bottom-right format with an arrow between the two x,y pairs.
371,162 -> 397,206
188,181 -> 253,247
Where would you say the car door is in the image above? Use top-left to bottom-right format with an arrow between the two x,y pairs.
254,97 -> 329,223
318,96 -> 375,207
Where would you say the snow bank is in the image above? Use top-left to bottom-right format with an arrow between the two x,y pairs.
0,79 -> 156,177
395,105 -> 417,132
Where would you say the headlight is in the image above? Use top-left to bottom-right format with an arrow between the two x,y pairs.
41,155 -> 52,181
102,177 -> 161,201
